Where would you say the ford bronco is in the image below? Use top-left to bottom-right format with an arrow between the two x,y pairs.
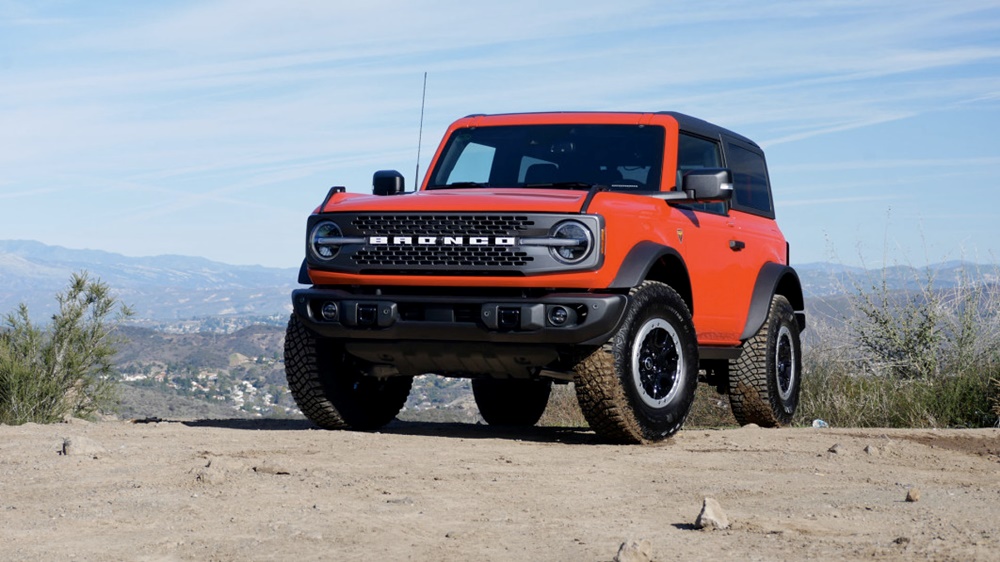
284,111 -> 806,443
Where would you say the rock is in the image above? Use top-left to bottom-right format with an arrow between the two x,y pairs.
60,436 -> 106,457
613,539 -> 652,562
695,497 -> 730,530
905,488 -> 921,502
828,443 -> 845,455
864,445 -> 879,456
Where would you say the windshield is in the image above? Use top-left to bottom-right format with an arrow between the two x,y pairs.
427,124 -> 665,191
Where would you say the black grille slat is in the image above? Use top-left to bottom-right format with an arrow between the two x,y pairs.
349,214 -> 537,270
352,215 -> 534,236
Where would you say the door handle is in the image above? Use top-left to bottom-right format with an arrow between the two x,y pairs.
729,240 -> 745,251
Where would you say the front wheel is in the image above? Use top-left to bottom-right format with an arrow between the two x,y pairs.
471,378 -> 552,426
574,281 -> 699,443
284,315 -> 412,430
728,295 -> 801,427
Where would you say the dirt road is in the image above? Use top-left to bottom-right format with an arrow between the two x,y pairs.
1,419 -> 997,561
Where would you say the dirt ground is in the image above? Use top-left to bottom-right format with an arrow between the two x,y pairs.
1,419 -> 997,561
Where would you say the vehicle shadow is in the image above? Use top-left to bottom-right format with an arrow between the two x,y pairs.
176,417 -> 599,445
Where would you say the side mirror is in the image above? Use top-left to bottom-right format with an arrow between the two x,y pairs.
681,168 -> 733,202
373,170 -> 405,196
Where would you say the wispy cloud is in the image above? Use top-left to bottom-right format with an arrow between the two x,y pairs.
1,0 -> 998,266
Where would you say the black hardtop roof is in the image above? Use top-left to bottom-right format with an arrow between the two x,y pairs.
461,111 -> 759,149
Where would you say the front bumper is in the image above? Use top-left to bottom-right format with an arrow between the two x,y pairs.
291,287 -> 626,346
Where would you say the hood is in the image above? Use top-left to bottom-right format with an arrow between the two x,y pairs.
319,188 -> 590,214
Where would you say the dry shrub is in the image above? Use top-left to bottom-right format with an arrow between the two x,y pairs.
797,263 -> 1000,428
538,383 -> 586,427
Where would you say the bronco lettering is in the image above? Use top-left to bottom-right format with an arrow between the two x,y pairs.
368,236 -> 516,246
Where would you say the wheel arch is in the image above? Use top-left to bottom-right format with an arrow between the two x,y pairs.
739,262 -> 806,341
610,242 -> 694,314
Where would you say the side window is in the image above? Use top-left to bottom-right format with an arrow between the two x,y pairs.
677,132 -> 725,214
726,142 -> 773,216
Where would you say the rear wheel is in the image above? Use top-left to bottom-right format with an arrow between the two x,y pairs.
574,281 -> 699,443
471,378 -> 552,426
728,295 -> 801,427
284,315 -> 412,430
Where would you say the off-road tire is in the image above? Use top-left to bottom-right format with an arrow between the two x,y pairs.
574,281 -> 699,444
471,378 -> 552,426
284,315 -> 412,430
728,295 -> 801,427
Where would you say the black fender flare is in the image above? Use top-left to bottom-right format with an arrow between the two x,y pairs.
609,242 -> 685,289
609,242 -> 693,313
740,262 -> 806,341
297,259 -> 311,285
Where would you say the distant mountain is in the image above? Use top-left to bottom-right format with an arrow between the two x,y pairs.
0,240 -> 299,322
796,260 -> 999,298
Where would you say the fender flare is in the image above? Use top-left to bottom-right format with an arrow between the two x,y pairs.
609,241 -> 686,289
609,241 -> 694,313
297,259 -> 312,285
740,262 -> 806,341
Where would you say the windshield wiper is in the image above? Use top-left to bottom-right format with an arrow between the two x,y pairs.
426,182 -> 489,190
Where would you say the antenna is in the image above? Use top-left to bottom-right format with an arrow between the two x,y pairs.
415,72 -> 427,190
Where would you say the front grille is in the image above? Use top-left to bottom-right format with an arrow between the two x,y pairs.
354,246 -> 532,267
307,212 -> 601,276
349,214 -> 536,270
351,215 -> 534,236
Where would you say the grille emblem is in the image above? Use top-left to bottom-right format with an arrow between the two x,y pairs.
368,236 -> 516,246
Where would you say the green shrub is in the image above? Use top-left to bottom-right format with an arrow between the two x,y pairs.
798,263 -> 1000,428
0,273 -> 131,424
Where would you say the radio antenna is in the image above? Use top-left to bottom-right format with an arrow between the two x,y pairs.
414,71 -> 428,190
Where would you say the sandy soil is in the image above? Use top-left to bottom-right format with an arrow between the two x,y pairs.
1,419 -> 997,561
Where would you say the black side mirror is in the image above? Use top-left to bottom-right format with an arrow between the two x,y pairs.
682,168 -> 733,201
373,170 -> 405,196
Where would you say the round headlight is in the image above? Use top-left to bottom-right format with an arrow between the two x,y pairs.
550,220 -> 593,264
309,221 -> 343,260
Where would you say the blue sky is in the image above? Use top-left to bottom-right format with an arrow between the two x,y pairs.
2,0 -> 999,268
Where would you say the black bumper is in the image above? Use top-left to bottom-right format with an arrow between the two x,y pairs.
291,288 -> 627,346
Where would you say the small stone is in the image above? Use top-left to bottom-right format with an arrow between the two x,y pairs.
613,539 -> 652,562
894,536 -> 911,545
828,443 -> 845,455
864,445 -> 880,456
695,497 -> 730,530
905,488 -> 921,502
60,436 -> 106,457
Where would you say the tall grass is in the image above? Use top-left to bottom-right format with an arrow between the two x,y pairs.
797,263 -> 1000,428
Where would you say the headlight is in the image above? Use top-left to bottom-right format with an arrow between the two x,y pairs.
309,221 -> 343,260
550,220 -> 593,264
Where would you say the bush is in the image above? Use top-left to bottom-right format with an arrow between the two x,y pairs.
798,264 -> 1000,428
0,273 -> 131,424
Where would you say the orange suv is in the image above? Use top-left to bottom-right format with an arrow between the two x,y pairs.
284,112 -> 806,443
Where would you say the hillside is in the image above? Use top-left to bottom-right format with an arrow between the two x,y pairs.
4,239 -> 997,422
0,240 -> 298,322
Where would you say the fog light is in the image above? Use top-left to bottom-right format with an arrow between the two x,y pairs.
547,306 -> 569,326
321,301 -> 339,321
